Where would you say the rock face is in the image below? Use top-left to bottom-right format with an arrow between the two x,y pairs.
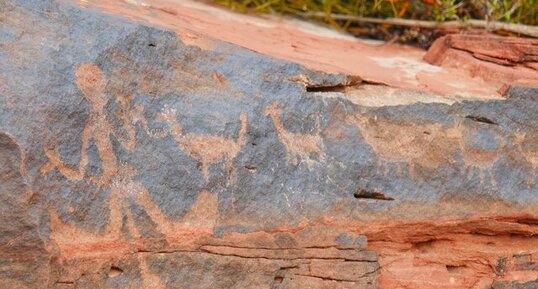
424,35 -> 538,91
1,0 -> 538,288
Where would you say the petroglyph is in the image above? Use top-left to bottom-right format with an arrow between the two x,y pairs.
137,254 -> 165,289
41,63 -> 212,244
263,100 -> 325,169
514,131 -> 538,170
351,115 -> 461,178
49,186 -> 219,256
41,64 -> 143,239
43,64 -> 209,240
135,189 -> 218,240
41,64 -> 223,287
114,94 -> 137,152
129,103 -> 170,139
160,106 -> 247,182
41,64 -> 138,186
458,120 -> 505,185
352,115 -> 504,184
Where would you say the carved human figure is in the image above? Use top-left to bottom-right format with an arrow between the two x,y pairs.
42,64 -> 121,185
262,100 -> 324,169
42,64 -> 173,239
160,106 -> 247,182
40,63 -> 223,288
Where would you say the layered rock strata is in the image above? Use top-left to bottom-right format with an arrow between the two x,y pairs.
1,0 -> 537,288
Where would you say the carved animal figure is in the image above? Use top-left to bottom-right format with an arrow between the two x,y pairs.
42,64 -> 221,288
161,106 -> 247,181
262,100 -> 324,169
457,120 -> 505,185
352,115 -> 461,178
514,131 -> 538,170
43,64 -> 172,240
353,114 -> 504,185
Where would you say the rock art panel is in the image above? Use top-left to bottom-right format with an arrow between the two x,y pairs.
263,100 -> 325,169
160,105 -> 247,182
459,118 -> 505,185
349,114 -> 461,178
1,0 -> 538,288
514,131 -> 538,171
42,63 -> 159,242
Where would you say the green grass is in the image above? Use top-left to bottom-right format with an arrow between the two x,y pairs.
212,0 -> 537,45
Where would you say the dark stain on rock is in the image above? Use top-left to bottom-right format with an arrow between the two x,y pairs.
306,75 -> 362,92
465,115 -> 498,125
354,188 -> 394,201
494,257 -> 507,276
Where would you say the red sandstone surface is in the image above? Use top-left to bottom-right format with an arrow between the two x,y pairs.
67,1 -> 538,288
81,0 -> 538,100
3,1 -> 537,288
424,35 -> 538,91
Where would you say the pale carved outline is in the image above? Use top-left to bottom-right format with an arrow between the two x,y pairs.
263,100 -> 325,170
459,121 -> 505,186
41,64 -> 219,286
352,114 -> 506,185
160,105 -> 247,182
514,131 -> 538,171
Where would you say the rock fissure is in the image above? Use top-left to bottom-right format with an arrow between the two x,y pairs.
354,188 -> 395,201
290,273 -> 374,284
2,1 -> 538,288
465,115 -> 499,125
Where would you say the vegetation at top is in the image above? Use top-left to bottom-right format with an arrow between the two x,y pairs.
212,0 -> 537,46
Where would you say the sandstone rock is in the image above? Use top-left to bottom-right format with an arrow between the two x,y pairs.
424,35 -> 538,91
500,82 -> 538,100
1,0 -> 538,288
83,0 -> 514,99
0,133 -> 49,289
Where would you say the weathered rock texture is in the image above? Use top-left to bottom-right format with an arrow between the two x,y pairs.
424,35 -> 538,91
1,0 -> 537,288
80,0 -> 514,99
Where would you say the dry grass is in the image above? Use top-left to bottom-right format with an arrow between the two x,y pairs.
212,0 -> 537,46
